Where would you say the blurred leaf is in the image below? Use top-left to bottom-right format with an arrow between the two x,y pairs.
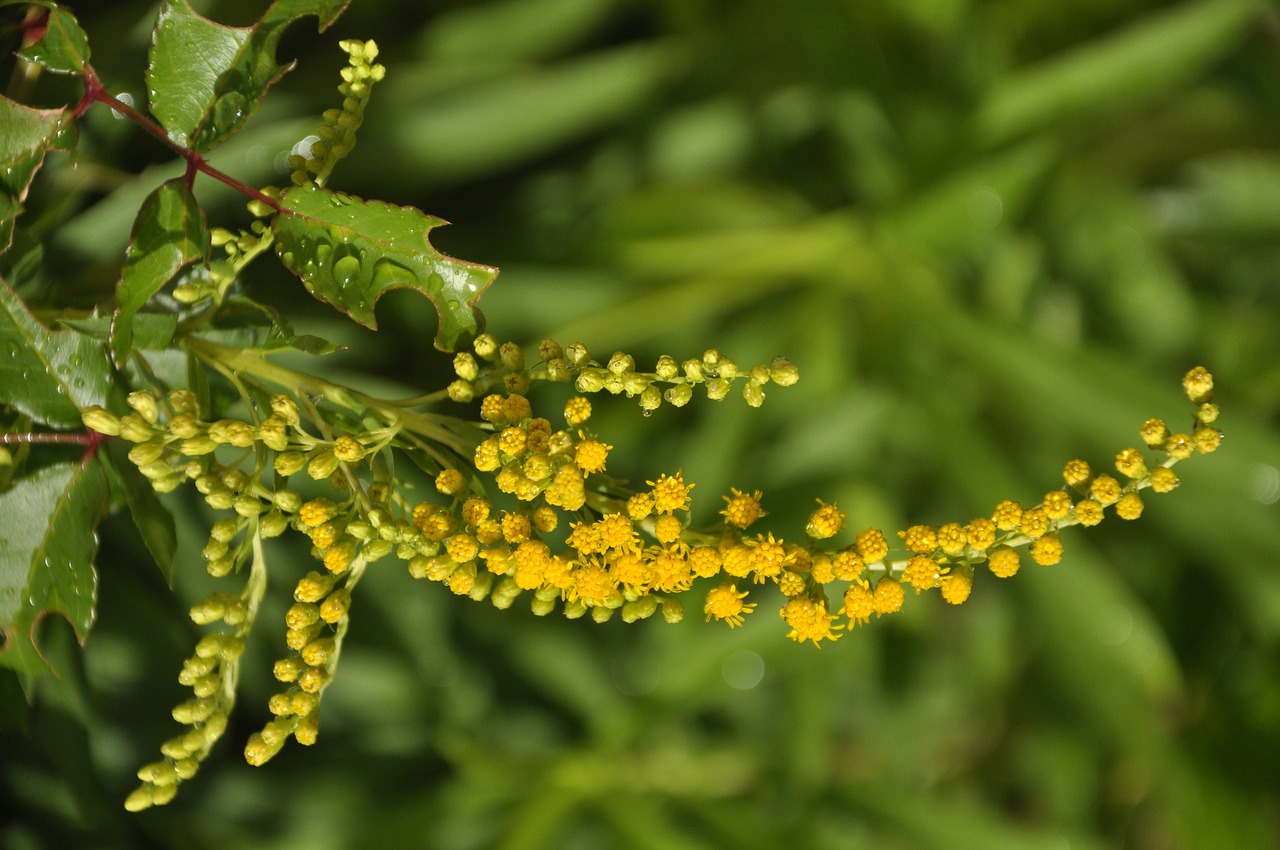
110,178 -> 209,365
976,0 -> 1263,145
0,97 -> 69,250
14,2 -> 91,75
107,442 -> 176,586
0,279 -> 111,427
273,185 -> 498,349
422,0 -> 619,64
146,0 -> 349,151
0,459 -> 109,675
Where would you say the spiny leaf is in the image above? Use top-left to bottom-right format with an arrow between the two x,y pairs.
110,179 -> 209,366
0,279 -> 111,427
146,0 -> 351,152
0,96 -> 71,250
0,460 -> 110,675
273,185 -> 498,350
13,2 -> 91,76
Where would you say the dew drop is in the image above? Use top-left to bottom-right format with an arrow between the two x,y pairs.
333,255 -> 361,287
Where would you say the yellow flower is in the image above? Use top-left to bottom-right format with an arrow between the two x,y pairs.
1062,459 -> 1091,489
778,570 -> 807,597
780,595 -> 841,646
841,582 -> 875,626
854,528 -> 889,563
992,499 -> 1023,531
1041,490 -> 1072,521
1182,366 -> 1213,403
805,500 -> 846,540
1194,426 -> 1221,454
1115,492 -> 1143,520
901,524 -> 937,555
1148,467 -> 1179,493
332,435 -> 365,464
650,545 -> 693,592
627,493 -> 654,520
610,550 -> 651,591
965,517 -> 996,552
721,544 -> 752,578
1139,418 -> 1169,448
872,577 -> 904,615
299,498 -> 338,529
650,471 -> 693,514
574,435 -> 611,474
1074,499 -> 1104,527
988,545 -> 1019,578
721,488 -> 765,529
1019,508 -> 1049,540
747,532 -> 790,583
936,523 -> 967,557
689,546 -> 721,578
1030,534 -> 1063,565
940,572 -> 972,605
830,550 -> 863,581
1115,447 -> 1147,480
571,562 -> 619,608
704,583 -> 755,627
435,468 -> 466,496
902,555 -> 945,593
563,396 -> 592,426
653,514 -> 684,545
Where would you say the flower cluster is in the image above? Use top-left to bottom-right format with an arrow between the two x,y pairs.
82,348 -> 1220,807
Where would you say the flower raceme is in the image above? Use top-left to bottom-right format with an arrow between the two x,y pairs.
81,344 -> 1220,807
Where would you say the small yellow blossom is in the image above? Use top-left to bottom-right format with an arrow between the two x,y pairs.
1164,433 -> 1194,461
780,596 -> 841,646
1030,534 -> 1063,565
574,435 -> 611,473
1089,475 -> 1121,506
1115,448 -> 1148,480
1019,508 -> 1049,540
992,499 -> 1023,531
966,517 -> 996,552
902,555 -> 945,593
563,396 -> 592,426
778,571 -> 807,597
1139,418 -> 1168,448
873,577 -> 904,615
1041,490 -> 1072,521
689,546 -> 721,578
1148,467 -> 1178,493
854,528 -> 889,563
653,514 -> 684,545
1115,492 -> 1143,520
1062,459 -> 1091,488
842,583 -> 875,625
299,498 -> 338,529
1194,426 -> 1221,454
332,436 -> 365,463
704,583 -> 755,627
721,488 -> 765,529
650,471 -> 694,514
1074,498 -> 1104,527
940,572 -> 972,605
627,492 -> 654,520
936,523 -> 967,557
901,524 -> 938,555
830,550 -> 863,581
611,551 -> 651,590
1182,366 -> 1213,403
988,545 -> 1019,578
747,532 -> 791,583
436,468 -> 466,496
805,500 -> 846,539
721,544 -> 752,578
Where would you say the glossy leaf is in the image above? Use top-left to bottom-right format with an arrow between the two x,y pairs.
0,460 -> 110,675
0,279 -> 111,427
110,179 -> 209,365
146,0 -> 350,151
273,185 -> 498,349
14,2 -> 91,75
0,96 -> 69,250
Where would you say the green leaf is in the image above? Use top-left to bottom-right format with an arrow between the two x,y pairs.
273,185 -> 498,350
109,179 -> 209,365
0,279 -> 112,427
146,0 -> 350,152
0,96 -> 69,250
0,460 -> 110,675
14,3 -> 91,75
975,0 -> 1263,146
106,443 -> 176,586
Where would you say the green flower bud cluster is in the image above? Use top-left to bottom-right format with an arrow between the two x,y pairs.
290,39 -> 385,189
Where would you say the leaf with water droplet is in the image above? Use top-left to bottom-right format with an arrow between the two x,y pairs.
273,185 -> 498,350
0,95 -> 73,251
16,4 -> 92,76
110,179 -> 209,366
0,278 -> 111,427
147,0 -> 350,152
0,460 -> 110,675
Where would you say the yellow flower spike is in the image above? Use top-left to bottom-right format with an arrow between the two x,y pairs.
650,471 -> 694,514
854,528 -> 889,563
806,500 -> 847,540
1030,534 -> 1064,565
704,582 -> 755,627
721,488 -> 765,529
988,545 -> 1020,577
1115,492 -> 1144,520
872,577 -> 904,615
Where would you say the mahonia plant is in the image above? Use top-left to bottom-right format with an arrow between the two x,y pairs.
0,1 -> 1223,813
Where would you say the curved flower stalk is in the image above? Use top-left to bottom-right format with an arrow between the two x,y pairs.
82,340 -> 1220,807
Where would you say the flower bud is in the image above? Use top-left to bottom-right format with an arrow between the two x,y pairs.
119,415 -> 154,443
168,414 -> 200,439
664,384 -> 693,407
81,406 -> 122,436
769,357 -> 799,386
274,451 -> 307,477
307,450 -> 339,480
473,333 -> 498,360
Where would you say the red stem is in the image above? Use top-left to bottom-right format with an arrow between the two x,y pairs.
78,68 -> 281,211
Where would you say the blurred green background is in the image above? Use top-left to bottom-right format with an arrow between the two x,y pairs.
4,0 -> 1280,847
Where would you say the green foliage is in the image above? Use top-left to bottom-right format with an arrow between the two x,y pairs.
2,0 -> 1279,849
